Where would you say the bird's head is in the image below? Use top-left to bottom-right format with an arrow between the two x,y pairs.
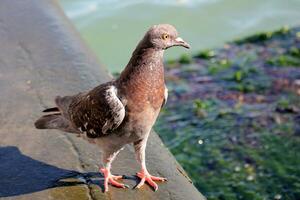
144,24 -> 190,50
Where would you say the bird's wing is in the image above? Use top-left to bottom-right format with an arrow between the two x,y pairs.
68,83 -> 126,138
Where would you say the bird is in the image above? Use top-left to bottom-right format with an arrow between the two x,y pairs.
34,24 -> 190,192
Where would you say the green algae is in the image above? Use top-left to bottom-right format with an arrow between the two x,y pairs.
267,55 -> 300,67
289,47 -> 300,58
179,54 -> 193,64
157,26 -> 300,200
156,100 -> 300,200
207,59 -> 231,75
194,50 -> 216,59
235,26 -> 291,44
50,178 -> 93,200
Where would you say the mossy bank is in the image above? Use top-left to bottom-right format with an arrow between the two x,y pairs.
155,26 -> 300,200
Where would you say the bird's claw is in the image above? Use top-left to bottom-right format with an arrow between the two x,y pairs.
135,171 -> 167,191
100,168 -> 128,192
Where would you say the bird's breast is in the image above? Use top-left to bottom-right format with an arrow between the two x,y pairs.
119,104 -> 161,140
118,76 -> 164,139
125,79 -> 165,113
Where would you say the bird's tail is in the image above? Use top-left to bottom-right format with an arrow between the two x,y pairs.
35,95 -> 80,133
34,108 -> 77,133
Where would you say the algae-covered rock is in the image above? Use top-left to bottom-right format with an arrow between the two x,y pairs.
157,26 -> 300,200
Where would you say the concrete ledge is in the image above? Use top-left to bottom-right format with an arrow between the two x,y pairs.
0,0 -> 205,199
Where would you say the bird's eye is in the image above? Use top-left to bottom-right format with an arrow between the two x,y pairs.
162,33 -> 169,40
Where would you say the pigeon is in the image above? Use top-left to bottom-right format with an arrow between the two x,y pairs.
35,24 -> 190,192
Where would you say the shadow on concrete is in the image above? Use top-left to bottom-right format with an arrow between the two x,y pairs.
0,146 -> 80,197
0,146 -> 151,196
54,173 -> 140,193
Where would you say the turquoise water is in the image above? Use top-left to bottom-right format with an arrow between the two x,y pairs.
59,0 -> 300,72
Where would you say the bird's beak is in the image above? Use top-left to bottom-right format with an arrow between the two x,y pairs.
174,37 -> 190,49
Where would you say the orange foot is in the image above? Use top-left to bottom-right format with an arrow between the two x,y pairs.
100,168 -> 129,192
136,170 -> 167,191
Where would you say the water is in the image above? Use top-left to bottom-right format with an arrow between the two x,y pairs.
59,0 -> 300,73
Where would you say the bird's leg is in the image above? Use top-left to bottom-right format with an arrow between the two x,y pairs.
100,150 -> 128,192
134,137 -> 167,191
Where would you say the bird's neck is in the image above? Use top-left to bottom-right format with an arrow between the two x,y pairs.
116,44 -> 166,110
117,46 -> 165,86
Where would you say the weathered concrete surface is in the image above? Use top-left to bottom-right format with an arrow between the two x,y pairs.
0,0 -> 205,199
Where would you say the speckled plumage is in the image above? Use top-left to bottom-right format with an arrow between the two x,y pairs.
67,83 -> 126,137
35,24 -> 190,192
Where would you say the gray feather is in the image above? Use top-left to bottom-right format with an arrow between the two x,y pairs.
34,113 -> 77,133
